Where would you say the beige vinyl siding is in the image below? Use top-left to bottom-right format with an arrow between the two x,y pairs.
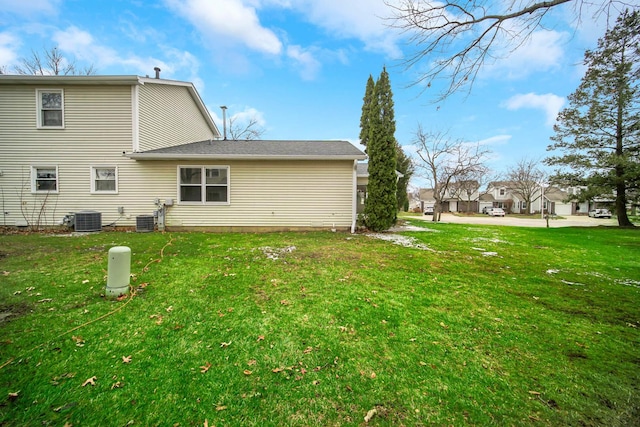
0,84 -> 143,227
138,83 -> 215,151
134,160 -> 356,228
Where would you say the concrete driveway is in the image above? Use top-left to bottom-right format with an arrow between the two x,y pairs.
407,213 -> 618,228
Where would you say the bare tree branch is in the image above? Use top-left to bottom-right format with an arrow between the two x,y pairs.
385,0 -> 637,101
11,46 -> 96,76
228,115 -> 266,140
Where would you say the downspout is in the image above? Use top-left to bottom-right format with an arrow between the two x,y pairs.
351,160 -> 357,233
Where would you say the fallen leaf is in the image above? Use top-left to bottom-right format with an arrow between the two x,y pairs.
116,294 -> 128,301
64,423 -> 73,427
370,372 -> 377,379
82,376 -> 97,387
3,271 -> 10,276
71,336 -> 85,347
8,391 -> 19,401
300,368 -> 307,375
280,299 -> 290,306
439,322 -> 448,329
200,363 -> 212,374
82,280 -> 90,284
216,405 -> 227,411
303,346 -> 313,354
122,355 -> 132,364
247,359 -> 257,366
243,370 -> 252,375
204,420 -> 209,427
312,380 -> 320,385
529,391 -> 541,395
166,306 -> 173,312
272,367 -> 284,373
364,408 -> 377,423
220,341 -> 231,348
257,335 -> 265,342
139,282 -> 149,288
111,381 -> 123,390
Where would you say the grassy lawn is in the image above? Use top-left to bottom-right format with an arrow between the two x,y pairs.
1,223 -> 639,426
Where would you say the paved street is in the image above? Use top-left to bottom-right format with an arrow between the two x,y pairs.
407,213 -> 618,228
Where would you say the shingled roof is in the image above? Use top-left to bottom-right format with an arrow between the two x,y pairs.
126,139 -> 366,161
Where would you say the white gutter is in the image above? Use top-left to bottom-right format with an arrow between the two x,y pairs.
351,159 -> 358,234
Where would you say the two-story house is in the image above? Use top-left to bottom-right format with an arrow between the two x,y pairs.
0,74 -> 366,231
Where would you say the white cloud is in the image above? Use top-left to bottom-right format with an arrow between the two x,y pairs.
476,135 -> 512,146
52,26 -> 198,79
0,32 -> 19,67
503,93 -> 565,126
286,0 -> 402,58
286,45 -> 321,80
0,0 -> 60,16
165,0 -> 282,55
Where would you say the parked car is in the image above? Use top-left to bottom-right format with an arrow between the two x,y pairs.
424,206 -> 434,215
489,208 -> 505,217
482,207 -> 492,214
588,208 -> 612,218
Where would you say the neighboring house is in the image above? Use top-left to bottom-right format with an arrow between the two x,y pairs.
0,74 -> 366,231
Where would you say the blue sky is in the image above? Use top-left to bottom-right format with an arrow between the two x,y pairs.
0,0 -> 631,188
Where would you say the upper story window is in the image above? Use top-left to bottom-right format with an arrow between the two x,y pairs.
91,166 -> 117,193
499,188 -> 506,196
32,166 -> 59,193
37,89 -> 64,128
178,166 -> 229,204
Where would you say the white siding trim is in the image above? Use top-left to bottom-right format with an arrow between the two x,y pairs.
351,160 -> 357,233
131,85 -> 139,152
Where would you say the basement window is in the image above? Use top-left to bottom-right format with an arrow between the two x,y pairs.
178,166 -> 229,204
36,89 -> 64,128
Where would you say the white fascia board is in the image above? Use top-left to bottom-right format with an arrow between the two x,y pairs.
125,153 -> 367,161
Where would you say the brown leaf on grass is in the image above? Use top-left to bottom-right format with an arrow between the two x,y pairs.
243,370 -> 252,375
71,336 -> 85,347
529,391 -> 541,395
116,294 -> 128,301
216,405 -> 227,411
303,346 -> 313,354
150,314 -> 163,325
312,380 -> 320,385
272,367 -> 284,373
139,282 -> 149,288
122,355 -> 132,364
247,359 -> 257,366
280,299 -> 290,306
2,271 -> 10,276
204,420 -> 209,427
220,341 -> 231,348
63,422 -> 73,427
200,363 -> 212,374
166,306 -> 173,312
8,391 -> 19,401
111,381 -> 123,390
257,335 -> 265,342
82,376 -> 97,387
370,372 -> 377,379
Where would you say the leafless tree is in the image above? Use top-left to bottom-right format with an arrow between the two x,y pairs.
228,115 -> 266,140
385,0 -> 635,101
12,46 -> 96,76
413,125 -> 491,221
506,157 -> 547,214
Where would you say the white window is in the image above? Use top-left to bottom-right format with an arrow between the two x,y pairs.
91,166 -> 117,193
36,89 -> 64,128
499,188 -> 506,196
32,166 -> 59,193
178,166 -> 229,204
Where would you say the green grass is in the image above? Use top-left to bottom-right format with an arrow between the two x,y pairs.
0,223 -> 639,426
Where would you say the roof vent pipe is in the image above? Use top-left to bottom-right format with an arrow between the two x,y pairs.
154,67 -> 161,79
220,105 -> 228,140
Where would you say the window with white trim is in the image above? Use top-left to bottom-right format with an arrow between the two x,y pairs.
36,89 -> 64,128
499,188 -> 506,196
32,166 -> 59,193
178,166 -> 229,204
91,166 -> 117,193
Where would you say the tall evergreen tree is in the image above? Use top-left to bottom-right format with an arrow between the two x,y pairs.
546,10 -> 639,227
359,75 -> 375,149
363,67 -> 398,231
